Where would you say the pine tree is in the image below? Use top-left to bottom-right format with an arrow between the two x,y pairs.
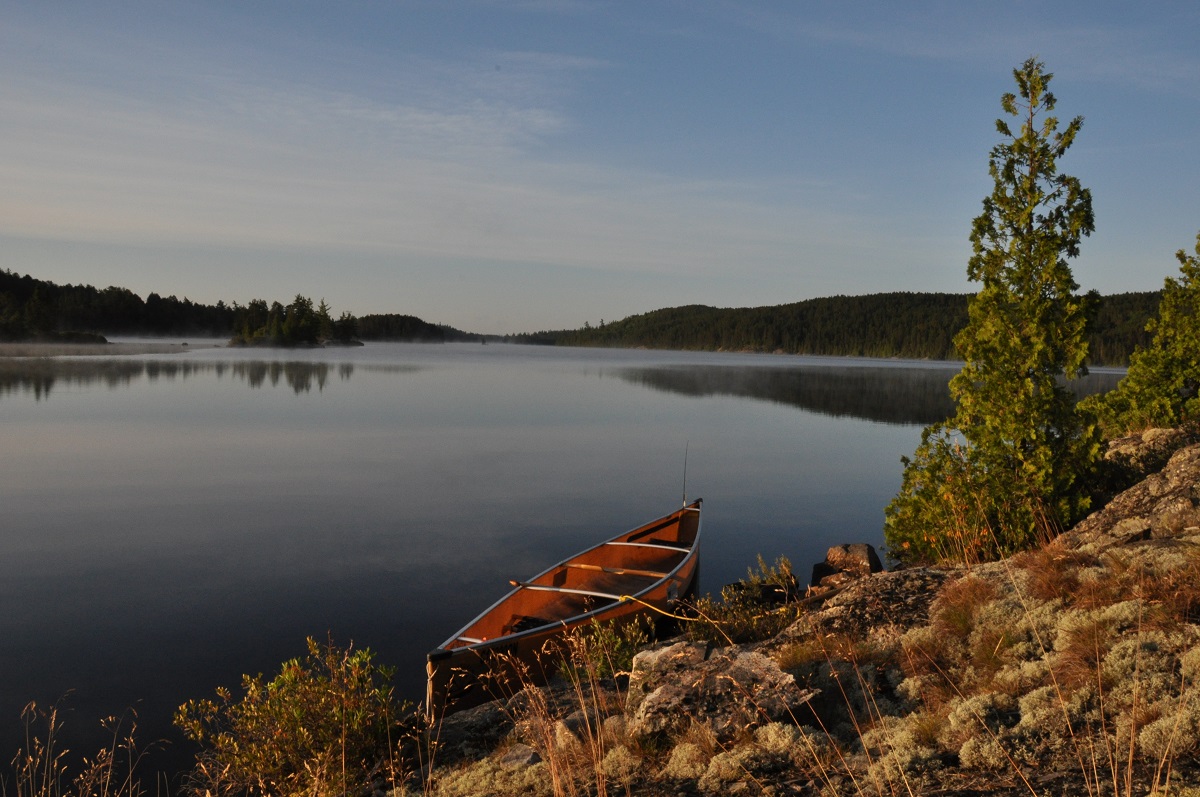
885,58 -> 1101,563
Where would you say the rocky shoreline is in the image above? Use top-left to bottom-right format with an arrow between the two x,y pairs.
423,426 -> 1200,796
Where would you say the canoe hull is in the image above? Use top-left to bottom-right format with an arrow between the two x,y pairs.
426,500 -> 701,719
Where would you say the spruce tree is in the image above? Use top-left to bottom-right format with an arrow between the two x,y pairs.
885,58 -> 1101,563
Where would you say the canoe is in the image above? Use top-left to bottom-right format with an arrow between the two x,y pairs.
426,499 -> 702,719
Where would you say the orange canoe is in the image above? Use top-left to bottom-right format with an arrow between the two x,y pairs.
426,499 -> 702,719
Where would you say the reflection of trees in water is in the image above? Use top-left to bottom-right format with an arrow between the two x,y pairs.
617,365 -> 1125,426
1,357 -> 1124,418
1,359 -> 147,400
0,360 -> 392,400
233,362 -> 331,392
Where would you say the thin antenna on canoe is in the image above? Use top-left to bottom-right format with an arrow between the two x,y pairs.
681,441 -> 689,507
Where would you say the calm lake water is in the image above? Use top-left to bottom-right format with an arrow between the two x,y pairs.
0,342 -> 1121,771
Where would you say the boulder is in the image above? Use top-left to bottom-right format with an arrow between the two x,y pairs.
624,641 -> 817,743
810,543 -> 884,590
432,699 -> 512,766
498,742 -> 541,769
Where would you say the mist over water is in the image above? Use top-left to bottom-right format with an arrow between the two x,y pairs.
0,343 -> 1123,774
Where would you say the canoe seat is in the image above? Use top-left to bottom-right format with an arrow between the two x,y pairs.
506,614 -> 552,634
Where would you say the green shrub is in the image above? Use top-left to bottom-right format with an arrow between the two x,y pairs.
685,555 -> 802,645
558,617 -> 652,682
175,636 -> 418,797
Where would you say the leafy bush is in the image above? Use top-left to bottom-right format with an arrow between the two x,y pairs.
175,636 -> 419,797
685,555 -> 802,645
557,617 -> 652,682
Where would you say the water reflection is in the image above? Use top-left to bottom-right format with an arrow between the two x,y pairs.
616,364 -> 1125,426
2,356 -> 1126,427
0,359 -> 421,400
617,364 -> 955,425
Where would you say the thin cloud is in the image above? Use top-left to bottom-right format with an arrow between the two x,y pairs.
717,1 -> 1200,97
0,61 -> 856,280
0,8 -> 869,285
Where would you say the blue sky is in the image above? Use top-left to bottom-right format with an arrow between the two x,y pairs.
2,2 -> 1198,334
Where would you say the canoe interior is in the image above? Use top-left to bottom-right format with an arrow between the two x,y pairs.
426,500 -> 701,717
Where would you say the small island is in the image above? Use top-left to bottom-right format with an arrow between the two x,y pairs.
227,295 -> 363,348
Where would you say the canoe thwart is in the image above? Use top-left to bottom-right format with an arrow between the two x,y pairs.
509,580 -> 627,602
604,540 -> 691,552
566,562 -> 671,579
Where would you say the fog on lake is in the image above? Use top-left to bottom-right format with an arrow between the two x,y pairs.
0,342 -> 1122,770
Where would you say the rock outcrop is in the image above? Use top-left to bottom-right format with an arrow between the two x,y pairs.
1063,431 -> 1200,551
624,641 -> 817,743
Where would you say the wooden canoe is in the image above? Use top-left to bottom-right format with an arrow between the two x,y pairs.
426,499 -> 702,719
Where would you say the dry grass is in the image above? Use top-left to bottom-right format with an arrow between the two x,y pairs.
1009,545 -> 1099,604
933,574 -> 998,638
421,621 -> 649,797
4,701 -> 147,797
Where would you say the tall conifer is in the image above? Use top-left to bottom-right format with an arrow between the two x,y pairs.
885,58 -> 1101,562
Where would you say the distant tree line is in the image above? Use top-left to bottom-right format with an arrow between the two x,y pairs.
0,267 -> 1161,363
0,269 -> 237,340
354,313 -> 447,342
0,269 -> 466,346
515,290 -> 1158,367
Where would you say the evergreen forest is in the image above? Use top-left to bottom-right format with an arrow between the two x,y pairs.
516,291 -> 1160,366
0,270 -> 458,346
0,267 -> 1163,364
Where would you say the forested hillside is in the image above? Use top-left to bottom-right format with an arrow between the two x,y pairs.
0,269 -> 459,344
515,291 -> 1160,366
0,269 -> 237,339
355,314 -> 450,342
1087,291 -> 1162,365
